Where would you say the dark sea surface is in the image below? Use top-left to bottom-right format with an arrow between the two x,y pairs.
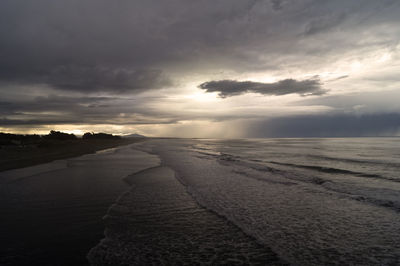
134,138 -> 400,265
1,138 -> 400,265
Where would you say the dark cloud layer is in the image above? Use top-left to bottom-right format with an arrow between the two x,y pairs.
45,66 -> 171,93
0,0 -> 264,93
0,95 -> 179,126
199,79 -> 326,98
0,65 -> 171,93
0,0 -> 399,136
1,0 -> 398,94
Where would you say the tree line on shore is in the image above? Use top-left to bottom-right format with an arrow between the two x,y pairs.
0,130 -> 121,146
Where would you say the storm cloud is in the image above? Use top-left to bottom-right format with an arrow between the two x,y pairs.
0,0 -> 399,136
1,0 -> 398,94
44,66 -> 171,93
199,79 -> 326,98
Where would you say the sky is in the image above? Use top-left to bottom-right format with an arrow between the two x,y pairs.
0,0 -> 400,137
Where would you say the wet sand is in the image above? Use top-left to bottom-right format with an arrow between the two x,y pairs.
0,144 -> 159,265
0,138 -> 142,172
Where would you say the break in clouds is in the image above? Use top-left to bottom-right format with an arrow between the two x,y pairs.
0,0 -> 400,137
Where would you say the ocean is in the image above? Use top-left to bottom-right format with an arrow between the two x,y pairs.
128,138 -> 400,265
2,138 -> 400,265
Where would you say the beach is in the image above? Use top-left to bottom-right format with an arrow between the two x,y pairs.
2,138 -> 400,265
0,138 -> 142,172
0,143 -> 159,265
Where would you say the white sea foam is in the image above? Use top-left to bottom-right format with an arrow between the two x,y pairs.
88,166 -> 283,265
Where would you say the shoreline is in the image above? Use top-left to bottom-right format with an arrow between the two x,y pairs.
88,164 -> 285,265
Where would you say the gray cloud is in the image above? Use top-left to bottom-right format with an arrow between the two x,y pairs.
0,61 -> 171,94
46,66 -> 171,93
303,12 -> 347,36
1,0 -> 399,94
0,0 -> 263,93
199,79 -> 326,98
0,0 -> 400,136
270,0 -> 285,11
0,93 -> 261,127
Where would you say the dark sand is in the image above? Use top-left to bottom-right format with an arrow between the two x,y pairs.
0,138 -> 143,172
0,144 -> 160,265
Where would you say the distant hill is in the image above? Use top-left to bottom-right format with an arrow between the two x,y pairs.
124,133 -> 146,138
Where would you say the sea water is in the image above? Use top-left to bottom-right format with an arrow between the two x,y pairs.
130,138 -> 400,265
3,138 -> 400,265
